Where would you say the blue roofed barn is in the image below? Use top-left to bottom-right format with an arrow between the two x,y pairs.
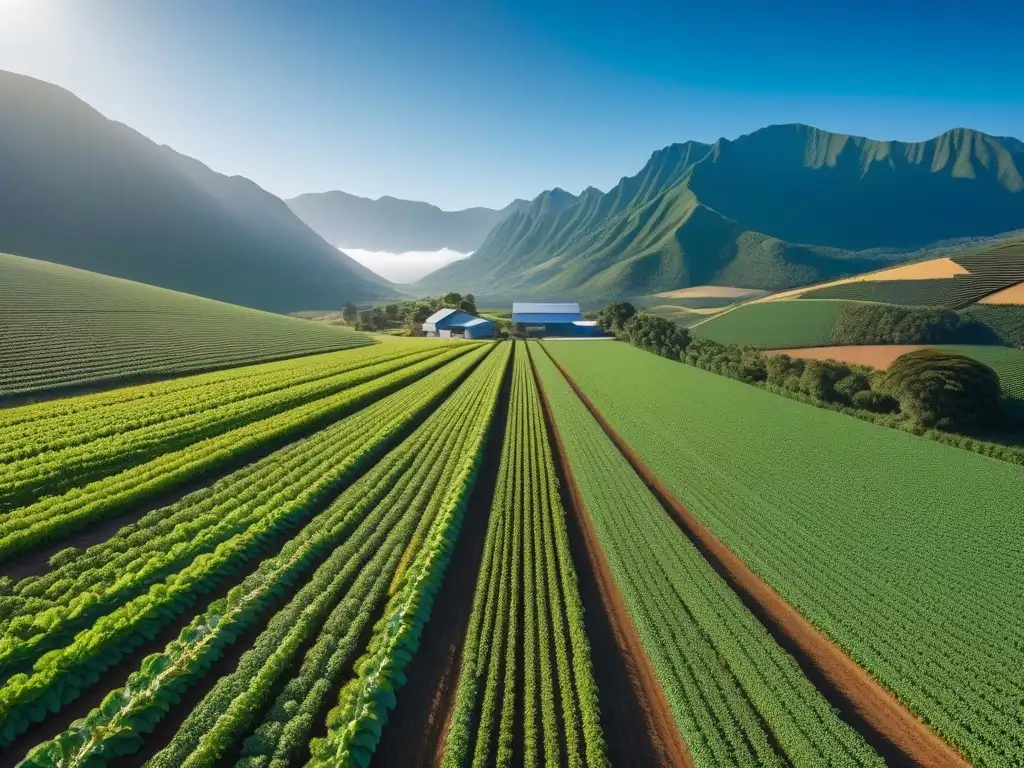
511,302 -> 604,337
422,308 -> 494,339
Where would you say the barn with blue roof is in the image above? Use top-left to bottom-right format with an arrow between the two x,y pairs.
422,308 -> 494,339
512,302 -> 604,337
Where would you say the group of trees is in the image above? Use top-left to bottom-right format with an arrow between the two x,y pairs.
598,301 -> 1004,433
344,293 -> 478,332
830,303 -> 998,345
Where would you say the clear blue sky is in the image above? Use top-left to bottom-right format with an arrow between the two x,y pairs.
2,0 -> 1022,210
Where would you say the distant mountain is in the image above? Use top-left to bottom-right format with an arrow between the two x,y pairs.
418,124 -> 1024,300
0,70 -> 391,313
286,190 -> 530,252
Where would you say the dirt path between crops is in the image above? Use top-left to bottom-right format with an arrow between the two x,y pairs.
373,344 -> 513,768
529,344 -> 693,768
540,345 -> 971,768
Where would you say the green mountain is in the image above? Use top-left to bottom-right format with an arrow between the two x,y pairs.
418,124 -> 1024,300
0,70 -> 391,313
286,190 -> 529,252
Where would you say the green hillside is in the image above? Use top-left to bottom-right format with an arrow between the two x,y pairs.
418,124 -> 1024,301
690,300 -> 851,348
0,253 -> 373,401
0,70 -> 392,312
961,304 -> 1024,347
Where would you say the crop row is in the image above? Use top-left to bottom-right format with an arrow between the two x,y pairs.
0,344 -> 494,748
0,343 -> 418,457
533,343 -> 883,766
543,339 -> 1024,766
0,345 -> 477,562
16,342 -> 510,767
306,343 -> 512,768
436,342 -> 607,768
0,345 -> 449,510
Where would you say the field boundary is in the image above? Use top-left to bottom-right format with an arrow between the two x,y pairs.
537,342 -> 971,768
528,342 -> 693,768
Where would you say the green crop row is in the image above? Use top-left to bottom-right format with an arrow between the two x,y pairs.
0,345 -> 492,749
0,345 -> 476,562
439,342 -> 607,768
142,342 -> 510,768
533,342 -> 883,767
306,343 -> 512,768
543,340 -> 1024,767
0,344 -> 425,462
0,345 -> 448,510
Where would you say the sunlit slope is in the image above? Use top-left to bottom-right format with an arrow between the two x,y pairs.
0,252 -> 373,400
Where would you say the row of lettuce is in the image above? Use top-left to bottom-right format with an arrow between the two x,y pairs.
2,344 -> 498,762
0,345 -> 473,564
441,342 -> 607,768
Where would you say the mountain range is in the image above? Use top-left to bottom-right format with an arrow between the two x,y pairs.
287,191 -> 529,252
0,70 -> 391,313
418,124 -> 1024,300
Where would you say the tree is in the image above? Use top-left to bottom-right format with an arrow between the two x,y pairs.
596,301 -> 637,335
621,314 -> 691,360
458,293 -> 478,315
342,301 -> 358,323
881,349 -> 1003,430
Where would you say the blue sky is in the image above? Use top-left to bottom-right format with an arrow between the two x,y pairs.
2,0 -> 1022,209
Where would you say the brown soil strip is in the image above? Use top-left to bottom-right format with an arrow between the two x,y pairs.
540,344 -> 971,768
529,343 -> 693,768
978,279 -> 1024,304
372,343 -> 513,768
765,345 -> 930,370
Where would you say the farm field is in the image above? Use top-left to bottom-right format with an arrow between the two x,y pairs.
2,325 -> 1021,767
0,252 -> 372,401
765,344 -> 929,369
0,340 -> 507,766
533,344 -> 887,767
797,240 -> 1024,308
962,304 -> 1024,347
442,343 -> 606,768
543,340 -> 1024,767
691,299 -> 852,347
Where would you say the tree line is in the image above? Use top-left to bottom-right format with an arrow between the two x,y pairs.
343,293 -> 479,332
596,302 -> 1008,437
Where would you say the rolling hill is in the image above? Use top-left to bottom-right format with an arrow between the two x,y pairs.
418,124 -> 1024,300
0,70 -> 392,313
286,191 -> 529,252
0,251 -> 372,400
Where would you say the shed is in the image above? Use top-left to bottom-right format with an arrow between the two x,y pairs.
513,302 -> 603,337
423,307 -> 494,339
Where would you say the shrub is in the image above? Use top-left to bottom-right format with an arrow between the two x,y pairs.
881,349 -> 1003,430
851,389 -> 900,413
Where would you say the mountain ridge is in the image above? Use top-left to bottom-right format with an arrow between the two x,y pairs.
0,69 -> 390,313
418,123 -> 1024,299
286,189 -> 530,252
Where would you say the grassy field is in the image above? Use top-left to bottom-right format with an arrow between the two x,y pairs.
533,344 -> 884,767
0,252 -> 371,401
690,299 -> 852,347
544,340 -> 1024,767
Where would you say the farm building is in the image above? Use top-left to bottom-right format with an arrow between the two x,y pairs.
511,302 -> 605,337
422,308 -> 494,339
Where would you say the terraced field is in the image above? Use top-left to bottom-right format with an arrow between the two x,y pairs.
0,252 -> 371,400
798,240 -> 1024,308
